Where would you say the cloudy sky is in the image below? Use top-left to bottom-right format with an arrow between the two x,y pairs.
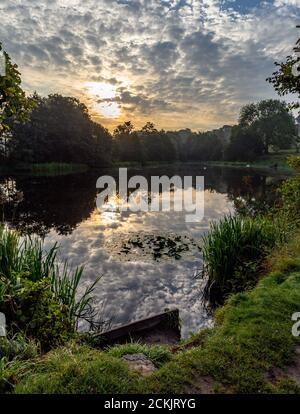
0,0 -> 299,131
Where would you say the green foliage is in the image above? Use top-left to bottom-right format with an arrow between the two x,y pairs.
280,156 -> 300,216
106,343 -> 172,368
142,258 -> 300,394
0,227 -> 101,347
51,265 -> 101,331
0,356 -> 34,394
8,94 -> 112,166
0,334 -> 39,361
225,125 -> 265,161
1,278 -> 71,351
28,163 -> 88,175
14,252 -> 300,394
267,30 -> 300,111
202,215 -> 280,304
238,100 -> 296,155
0,44 -> 31,133
0,334 -> 39,393
186,131 -> 224,161
113,121 -> 177,163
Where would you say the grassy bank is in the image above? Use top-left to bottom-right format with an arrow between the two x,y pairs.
204,151 -> 298,174
7,232 -> 300,394
18,163 -> 89,176
0,155 -> 294,177
111,152 -> 296,173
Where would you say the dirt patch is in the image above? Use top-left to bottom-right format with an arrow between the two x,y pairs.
185,374 -> 215,394
122,353 -> 157,377
266,345 -> 300,386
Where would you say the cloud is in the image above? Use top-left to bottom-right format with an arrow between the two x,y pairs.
0,0 -> 299,130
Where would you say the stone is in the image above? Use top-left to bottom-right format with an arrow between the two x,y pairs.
122,353 -> 156,376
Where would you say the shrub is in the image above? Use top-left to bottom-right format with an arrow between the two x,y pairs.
0,226 -> 101,347
279,156 -> 300,217
1,278 -> 71,351
202,215 -> 279,305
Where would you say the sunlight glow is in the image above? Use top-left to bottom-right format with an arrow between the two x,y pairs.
85,82 -> 121,118
94,101 -> 121,118
85,82 -> 117,100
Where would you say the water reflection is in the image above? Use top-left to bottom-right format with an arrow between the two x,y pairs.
0,167 -> 285,337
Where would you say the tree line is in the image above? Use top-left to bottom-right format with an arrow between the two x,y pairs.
1,94 -> 297,167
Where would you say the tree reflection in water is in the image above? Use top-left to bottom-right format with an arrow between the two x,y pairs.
0,166 -> 285,238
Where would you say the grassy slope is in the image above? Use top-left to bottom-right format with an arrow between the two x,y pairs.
205,151 -> 298,173
14,233 -> 300,394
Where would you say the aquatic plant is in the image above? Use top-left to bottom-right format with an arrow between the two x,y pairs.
0,226 -> 101,342
202,215 -> 279,304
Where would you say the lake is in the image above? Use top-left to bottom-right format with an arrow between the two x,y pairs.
0,165 -> 285,337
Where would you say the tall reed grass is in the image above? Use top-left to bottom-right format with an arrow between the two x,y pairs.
202,215 -> 280,305
0,226 -> 100,330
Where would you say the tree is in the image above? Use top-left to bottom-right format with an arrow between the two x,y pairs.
113,121 -> 142,162
113,121 -> 134,136
238,100 -> 296,154
9,94 -> 112,166
141,122 -> 158,135
0,43 -> 31,133
186,132 -> 224,161
225,125 -> 265,161
267,28 -> 300,111
139,122 -> 176,162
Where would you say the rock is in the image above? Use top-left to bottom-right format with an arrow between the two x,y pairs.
122,353 -> 156,376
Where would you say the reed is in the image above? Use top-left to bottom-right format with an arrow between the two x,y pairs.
0,226 -> 99,330
202,215 -> 279,305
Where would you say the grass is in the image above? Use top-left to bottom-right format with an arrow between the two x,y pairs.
142,253 -> 300,393
17,163 -> 88,176
14,344 -> 141,394
202,215 -> 281,304
106,343 -> 172,368
204,150 -> 298,173
0,226 -> 100,332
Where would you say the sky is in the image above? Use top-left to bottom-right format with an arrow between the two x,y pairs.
0,0 -> 299,131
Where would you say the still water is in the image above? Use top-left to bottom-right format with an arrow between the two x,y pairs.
0,166 -> 284,337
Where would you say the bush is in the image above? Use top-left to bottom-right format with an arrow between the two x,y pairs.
279,156 -> 300,216
202,215 -> 279,304
225,126 -> 264,161
1,278 -> 71,351
0,226 -> 101,348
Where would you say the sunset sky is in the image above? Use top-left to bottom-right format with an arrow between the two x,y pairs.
1,0 -> 299,131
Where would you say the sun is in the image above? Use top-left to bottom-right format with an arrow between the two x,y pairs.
85,82 -> 117,100
84,82 -> 121,118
